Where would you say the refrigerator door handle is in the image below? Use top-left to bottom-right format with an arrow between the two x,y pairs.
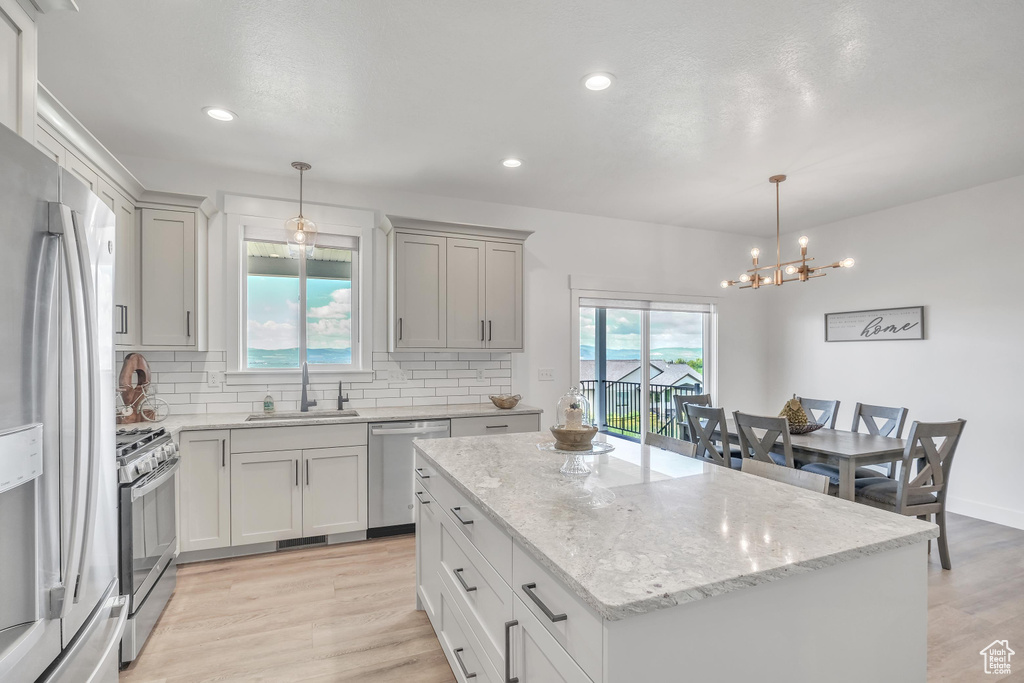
48,202 -> 101,610
38,580 -> 128,683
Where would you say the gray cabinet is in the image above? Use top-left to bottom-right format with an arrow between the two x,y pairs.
302,446 -> 366,536
178,430 -> 231,552
484,242 -> 523,349
395,232 -> 447,348
231,450 -> 303,546
446,238 -> 487,348
140,208 -> 197,346
97,179 -> 138,345
450,413 -> 540,438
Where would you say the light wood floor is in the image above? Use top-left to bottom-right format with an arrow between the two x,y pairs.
122,513 -> 1024,682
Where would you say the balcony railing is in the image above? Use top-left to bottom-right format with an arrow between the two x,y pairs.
578,380 -> 704,441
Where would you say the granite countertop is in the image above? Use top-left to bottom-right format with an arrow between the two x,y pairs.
414,431 -> 938,621
145,403 -> 543,437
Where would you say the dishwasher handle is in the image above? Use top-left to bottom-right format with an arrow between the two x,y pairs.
370,425 -> 450,437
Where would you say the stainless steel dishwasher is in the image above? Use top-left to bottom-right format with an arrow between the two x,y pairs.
368,420 -> 451,536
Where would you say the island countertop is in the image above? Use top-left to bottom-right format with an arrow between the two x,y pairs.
414,431 -> 938,621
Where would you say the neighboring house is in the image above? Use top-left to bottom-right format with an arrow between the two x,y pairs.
980,640 -> 1014,675
581,359 -> 702,388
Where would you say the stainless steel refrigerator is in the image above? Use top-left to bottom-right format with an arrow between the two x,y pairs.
0,124 -> 125,682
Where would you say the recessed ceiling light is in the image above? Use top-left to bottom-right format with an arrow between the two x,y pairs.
203,106 -> 236,122
502,158 -> 522,168
583,73 -> 614,91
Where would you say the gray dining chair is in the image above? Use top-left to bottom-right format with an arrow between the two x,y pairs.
854,419 -> 966,570
673,393 -> 711,442
797,397 -> 840,429
686,405 -> 741,469
644,431 -> 697,458
741,458 -> 830,494
802,402 -> 910,485
733,411 -> 795,468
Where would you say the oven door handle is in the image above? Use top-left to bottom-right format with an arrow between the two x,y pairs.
131,459 -> 180,502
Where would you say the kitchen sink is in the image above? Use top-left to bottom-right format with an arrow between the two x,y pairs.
245,409 -> 359,422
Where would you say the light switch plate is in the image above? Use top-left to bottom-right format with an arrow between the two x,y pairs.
538,368 -> 555,381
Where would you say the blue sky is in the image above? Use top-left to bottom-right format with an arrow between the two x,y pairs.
247,276 -> 351,350
580,308 -> 703,352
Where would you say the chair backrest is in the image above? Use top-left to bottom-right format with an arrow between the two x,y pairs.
644,431 -> 697,458
673,394 -> 711,441
797,397 -> 840,429
741,458 -> 830,494
686,404 -> 731,468
851,403 -> 909,438
895,419 -> 966,512
733,411 -> 795,468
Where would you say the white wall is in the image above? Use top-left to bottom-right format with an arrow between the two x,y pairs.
119,154 -> 773,419
765,174 -> 1024,529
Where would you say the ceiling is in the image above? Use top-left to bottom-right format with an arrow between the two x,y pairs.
36,0 -> 1024,235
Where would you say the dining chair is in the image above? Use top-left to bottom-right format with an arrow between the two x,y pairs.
802,402 -> 910,485
854,419 -> 966,570
733,411 -> 795,468
796,397 -> 840,429
644,431 -> 698,458
673,393 -> 711,442
741,458 -> 830,494
686,405 -> 741,469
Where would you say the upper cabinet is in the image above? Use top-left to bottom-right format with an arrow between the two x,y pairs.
0,0 -> 37,143
140,208 -> 197,346
388,217 -> 530,352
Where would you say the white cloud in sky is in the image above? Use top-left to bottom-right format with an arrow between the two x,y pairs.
248,319 -> 297,350
308,288 -> 352,320
579,307 -> 703,351
308,318 -> 351,349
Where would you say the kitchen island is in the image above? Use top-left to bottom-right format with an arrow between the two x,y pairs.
413,432 -> 937,683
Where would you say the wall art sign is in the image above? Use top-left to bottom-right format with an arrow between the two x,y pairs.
824,306 -> 925,342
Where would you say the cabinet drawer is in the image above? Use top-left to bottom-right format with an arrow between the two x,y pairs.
231,423 -> 367,453
438,581 -> 502,683
512,593 -> 594,683
414,452 -> 437,495
430,466 -> 512,584
450,413 -> 540,437
439,509 -> 514,675
512,541 -> 603,682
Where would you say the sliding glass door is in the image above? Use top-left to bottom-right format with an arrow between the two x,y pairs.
579,299 -> 713,441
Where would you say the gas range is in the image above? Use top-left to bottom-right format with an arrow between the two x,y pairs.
115,426 -> 177,484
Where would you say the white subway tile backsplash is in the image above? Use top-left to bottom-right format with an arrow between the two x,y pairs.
127,350 -> 515,415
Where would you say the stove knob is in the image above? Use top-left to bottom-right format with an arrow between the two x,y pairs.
137,458 -> 154,475
154,446 -> 167,463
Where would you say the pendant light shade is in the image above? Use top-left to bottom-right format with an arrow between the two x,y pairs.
286,162 -> 317,252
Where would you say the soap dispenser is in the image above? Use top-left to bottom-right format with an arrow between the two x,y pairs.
263,393 -> 275,414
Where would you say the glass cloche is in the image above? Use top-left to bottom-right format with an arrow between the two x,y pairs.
555,387 -> 593,430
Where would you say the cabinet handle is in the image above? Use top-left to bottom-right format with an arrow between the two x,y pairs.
186,311 -> 191,337
295,460 -> 299,487
115,305 -> 126,335
221,439 -> 225,467
124,305 -> 129,335
452,648 -> 477,679
481,320 -> 485,342
450,506 -> 474,525
453,567 -> 477,593
398,317 -> 403,341
504,620 -> 519,683
521,583 -> 567,622
306,460 -> 310,486
415,490 -> 430,504
415,467 -> 430,480
485,425 -> 509,430
488,320 -> 492,341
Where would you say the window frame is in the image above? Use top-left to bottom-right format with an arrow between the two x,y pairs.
223,195 -> 376,384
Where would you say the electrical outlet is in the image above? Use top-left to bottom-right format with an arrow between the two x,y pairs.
389,369 -> 408,383
207,371 -> 224,387
538,368 -> 555,381
476,369 -> 485,381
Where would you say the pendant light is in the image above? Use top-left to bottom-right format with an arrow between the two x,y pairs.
286,161 -> 317,252
720,175 -> 854,290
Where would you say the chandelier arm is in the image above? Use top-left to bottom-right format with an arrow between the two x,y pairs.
776,180 -> 781,269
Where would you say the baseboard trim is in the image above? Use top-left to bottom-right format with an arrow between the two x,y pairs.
179,530 -> 369,565
947,496 -> 1024,531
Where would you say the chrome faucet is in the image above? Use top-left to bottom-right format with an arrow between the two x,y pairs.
337,381 -> 350,410
300,362 -> 317,412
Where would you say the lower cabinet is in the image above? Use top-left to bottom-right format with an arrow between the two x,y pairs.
415,486 -> 442,622
231,450 -> 304,546
231,447 -> 367,546
511,595 -> 592,683
449,413 -> 541,438
178,430 -> 231,552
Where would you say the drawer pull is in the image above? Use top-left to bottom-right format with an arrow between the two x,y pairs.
451,506 -> 474,525
504,620 -> 519,683
453,567 -> 477,593
415,467 -> 430,479
485,425 -> 509,429
415,491 -> 430,504
522,583 -> 567,622
452,647 -> 477,679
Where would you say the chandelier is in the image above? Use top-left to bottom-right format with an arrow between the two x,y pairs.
721,175 -> 854,290
286,161 -> 317,251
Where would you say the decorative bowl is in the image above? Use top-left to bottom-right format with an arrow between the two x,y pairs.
489,394 -> 522,409
549,425 -> 598,451
789,422 -> 825,435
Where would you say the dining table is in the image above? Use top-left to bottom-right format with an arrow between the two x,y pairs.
717,420 -> 908,501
